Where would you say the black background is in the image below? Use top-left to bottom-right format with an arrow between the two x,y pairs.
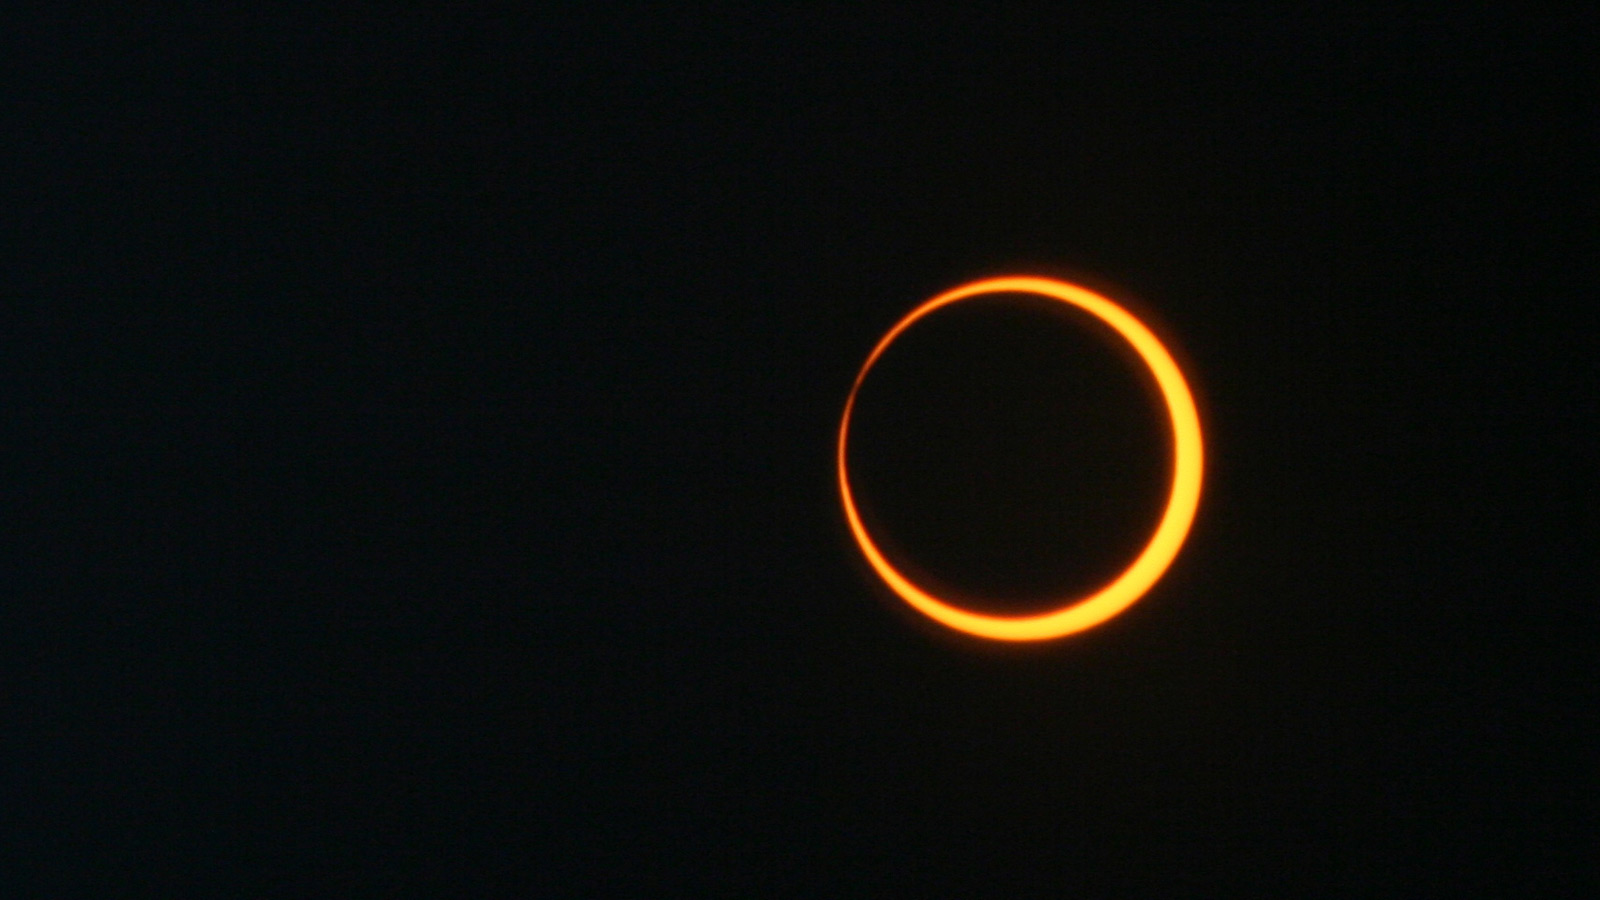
6,6 -> 1597,895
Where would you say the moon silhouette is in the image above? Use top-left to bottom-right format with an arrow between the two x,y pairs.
838,276 -> 1204,641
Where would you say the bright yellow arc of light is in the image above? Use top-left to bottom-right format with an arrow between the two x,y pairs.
838,276 -> 1204,641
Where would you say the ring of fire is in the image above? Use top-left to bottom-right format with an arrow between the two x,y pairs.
837,276 -> 1204,641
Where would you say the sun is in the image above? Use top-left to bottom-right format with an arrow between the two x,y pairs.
838,276 -> 1203,641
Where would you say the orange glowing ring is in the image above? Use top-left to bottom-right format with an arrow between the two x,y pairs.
838,276 -> 1203,641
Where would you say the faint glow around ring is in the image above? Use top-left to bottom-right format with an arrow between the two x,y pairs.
837,276 -> 1204,641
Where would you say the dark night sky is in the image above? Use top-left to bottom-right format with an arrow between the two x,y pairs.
6,6 -> 1597,894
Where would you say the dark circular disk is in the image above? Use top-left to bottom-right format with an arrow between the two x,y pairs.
845,292 -> 1171,617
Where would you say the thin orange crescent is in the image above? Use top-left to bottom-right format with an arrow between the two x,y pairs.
838,276 -> 1204,641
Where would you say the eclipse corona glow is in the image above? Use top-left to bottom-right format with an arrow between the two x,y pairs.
837,276 -> 1203,641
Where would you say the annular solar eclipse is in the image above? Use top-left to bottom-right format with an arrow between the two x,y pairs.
837,276 -> 1203,641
